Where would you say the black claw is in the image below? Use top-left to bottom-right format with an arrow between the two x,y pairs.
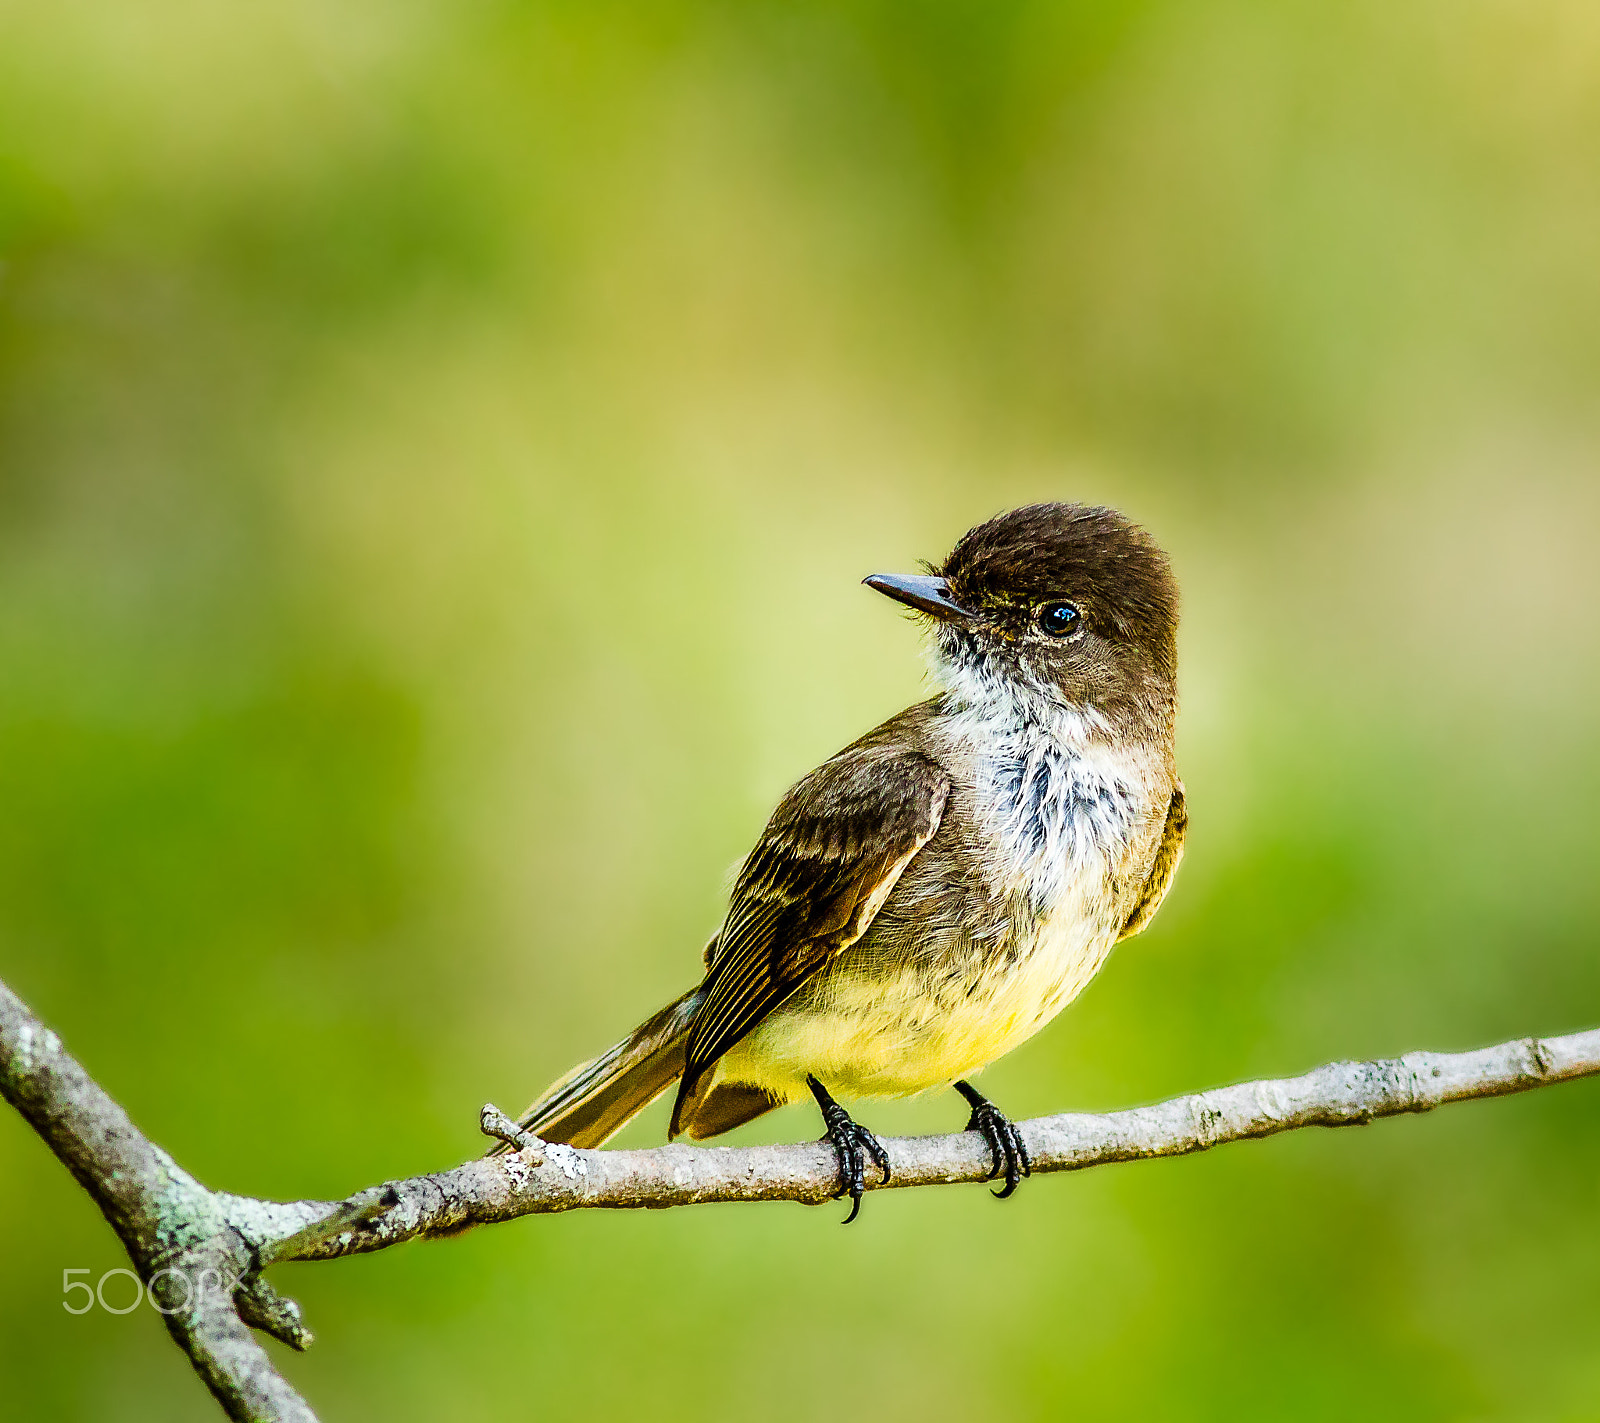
808,1076 -> 890,1224
954,1080 -> 1032,1199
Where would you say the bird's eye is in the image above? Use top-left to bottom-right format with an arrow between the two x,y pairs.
1037,602 -> 1081,637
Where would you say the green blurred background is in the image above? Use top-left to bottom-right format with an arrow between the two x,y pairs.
2,2 -> 1599,1418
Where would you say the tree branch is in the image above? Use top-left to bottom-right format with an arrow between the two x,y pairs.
0,977 -> 316,1423
4,969 -> 1598,1422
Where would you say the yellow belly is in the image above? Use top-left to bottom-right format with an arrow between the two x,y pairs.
716,911 -> 1119,1102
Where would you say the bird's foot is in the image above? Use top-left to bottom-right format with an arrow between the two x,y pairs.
954,1080 -> 1032,1199
807,1076 -> 890,1224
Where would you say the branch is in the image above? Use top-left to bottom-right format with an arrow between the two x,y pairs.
0,978 -> 315,1423
4,970 -> 1598,1423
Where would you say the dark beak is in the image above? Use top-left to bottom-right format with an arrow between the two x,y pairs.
863,572 -> 976,624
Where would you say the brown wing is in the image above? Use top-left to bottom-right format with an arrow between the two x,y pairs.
1119,782 -> 1187,940
668,744 -> 948,1136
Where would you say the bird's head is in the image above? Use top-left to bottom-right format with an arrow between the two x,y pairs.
866,503 -> 1178,735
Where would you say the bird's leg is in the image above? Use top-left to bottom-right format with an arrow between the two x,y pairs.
806,1076 -> 890,1224
954,1080 -> 1032,1199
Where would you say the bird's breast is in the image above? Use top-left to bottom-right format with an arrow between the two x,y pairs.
718,711 -> 1169,1102
968,717 -> 1151,909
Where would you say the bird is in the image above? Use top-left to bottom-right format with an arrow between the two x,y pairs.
492,502 -> 1185,1221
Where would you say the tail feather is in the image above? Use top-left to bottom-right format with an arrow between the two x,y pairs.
488,988 -> 702,1153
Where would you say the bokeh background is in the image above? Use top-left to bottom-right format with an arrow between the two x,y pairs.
3,2 -> 1599,1418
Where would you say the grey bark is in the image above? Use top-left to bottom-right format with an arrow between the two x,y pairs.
0,978 -> 315,1422
4,972 -> 1597,1422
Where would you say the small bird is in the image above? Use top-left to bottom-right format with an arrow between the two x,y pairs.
494,503 -> 1185,1220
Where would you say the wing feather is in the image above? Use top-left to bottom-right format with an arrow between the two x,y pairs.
669,745 -> 948,1135
1119,782 -> 1186,940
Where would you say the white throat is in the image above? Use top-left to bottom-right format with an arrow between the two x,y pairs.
935,644 -> 1141,912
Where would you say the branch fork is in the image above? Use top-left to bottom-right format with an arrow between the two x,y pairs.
4,973 -> 1596,1423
